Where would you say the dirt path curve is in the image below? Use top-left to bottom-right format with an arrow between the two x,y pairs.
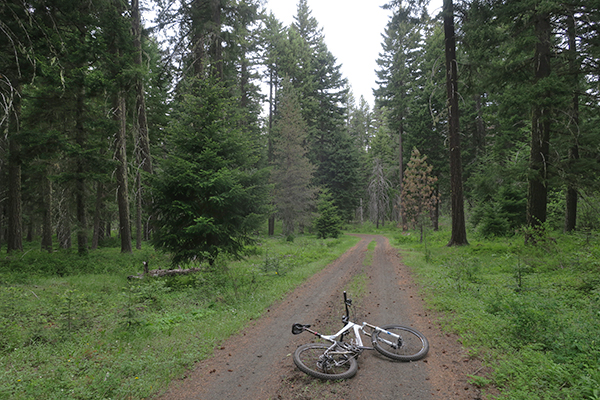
157,235 -> 485,399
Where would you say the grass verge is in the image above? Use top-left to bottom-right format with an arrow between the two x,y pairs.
0,234 -> 360,399
349,221 -> 600,399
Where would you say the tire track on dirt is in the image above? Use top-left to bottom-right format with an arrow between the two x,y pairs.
157,234 -> 484,399
157,236 -> 370,399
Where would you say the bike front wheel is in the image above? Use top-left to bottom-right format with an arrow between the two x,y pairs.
293,343 -> 358,380
371,324 -> 429,361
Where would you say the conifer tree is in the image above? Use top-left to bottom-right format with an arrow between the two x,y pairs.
403,148 -> 438,242
150,78 -> 270,265
288,0 -> 360,219
315,190 -> 342,239
443,0 -> 468,245
375,4 -> 426,227
270,79 -> 316,236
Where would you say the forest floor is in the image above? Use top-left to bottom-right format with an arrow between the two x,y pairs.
156,234 -> 490,399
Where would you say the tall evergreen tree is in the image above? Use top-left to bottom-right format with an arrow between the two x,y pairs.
375,4 -> 425,226
0,0 -> 40,252
287,0 -> 360,220
443,0 -> 468,245
151,78 -> 270,265
258,13 -> 287,235
270,79 -> 315,236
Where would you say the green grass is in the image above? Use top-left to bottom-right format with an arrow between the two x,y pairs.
348,220 -> 600,400
5,220 -> 600,399
0,234 -> 360,399
362,239 -> 376,267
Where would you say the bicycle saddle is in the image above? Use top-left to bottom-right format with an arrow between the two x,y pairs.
292,323 -> 310,335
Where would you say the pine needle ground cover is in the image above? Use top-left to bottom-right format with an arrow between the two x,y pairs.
386,224 -> 600,400
0,235 -> 359,399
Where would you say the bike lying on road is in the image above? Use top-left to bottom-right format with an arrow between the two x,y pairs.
291,291 -> 429,380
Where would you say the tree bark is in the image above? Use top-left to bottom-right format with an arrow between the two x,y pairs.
474,94 -> 485,154
115,91 -> 132,253
91,182 -> 105,250
564,9 -> 579,232
7,135 -> 23,253
268,68 -> 276,236
132,0 -> 152,249
444,0 -> 468,246
526,11 -> 551,232
57,188 -> 72,250
75,80 -> 88,255
41,166 -> 53,252
398,121 -> 406,230
6,79 -> 23,253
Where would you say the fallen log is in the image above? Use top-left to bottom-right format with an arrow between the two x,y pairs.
127,262 -> 202,280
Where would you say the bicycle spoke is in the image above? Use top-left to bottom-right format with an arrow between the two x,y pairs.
372,325 -> 429,361
293,343 -> 358,379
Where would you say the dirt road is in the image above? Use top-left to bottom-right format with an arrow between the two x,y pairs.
158,234 -> 485,399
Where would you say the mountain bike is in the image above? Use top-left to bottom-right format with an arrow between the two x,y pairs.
291,291 -> 429,380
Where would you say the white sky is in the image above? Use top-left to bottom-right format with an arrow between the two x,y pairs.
263,0 -> 444,108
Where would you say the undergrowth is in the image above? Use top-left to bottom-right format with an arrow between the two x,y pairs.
368,221 -> 600,400
0,234 -> 360,399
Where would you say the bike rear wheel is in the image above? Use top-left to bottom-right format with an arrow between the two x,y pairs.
293,343 -> 358,380
371,324 -> 429,361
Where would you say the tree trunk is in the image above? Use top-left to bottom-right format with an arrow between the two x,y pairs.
25,211 -> 33,242
268,68 -> 276,236
444,0 -> 468,246
474,94 -> 485,154
41,166 -> 53,252
7,132 -> 23,253
398,121 -> 406,229
6,79 -> 23,253
115,91 -> 132,253
564,10 -> 579,232
91,182 -> 105,250
57,188 -> 72,250
75,81 -> 88,255
132,0 -> 153,248
526,11 -> 551,232
431,186 -> 439,231
210,0 -> 223,80
135,171 -> 142,249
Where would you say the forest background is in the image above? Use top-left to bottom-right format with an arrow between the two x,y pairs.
1,0 -> 600,398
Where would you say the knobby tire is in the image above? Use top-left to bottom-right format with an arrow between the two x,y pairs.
371,324 -> 429,361
293,343 -> 358,380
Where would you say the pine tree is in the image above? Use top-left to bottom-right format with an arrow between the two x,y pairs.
443,0 -> 468,246
375,4 -> 427,227
270,79 -> 316,237
315,190 -> 342,239
150,78 -> 270,265
288,0 -> 360,219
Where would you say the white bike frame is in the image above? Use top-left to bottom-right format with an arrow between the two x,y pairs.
306,320 -> 402,352
295,291 -> 403,356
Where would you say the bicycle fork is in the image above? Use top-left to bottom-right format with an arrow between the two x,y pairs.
362,323 -> 403,349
